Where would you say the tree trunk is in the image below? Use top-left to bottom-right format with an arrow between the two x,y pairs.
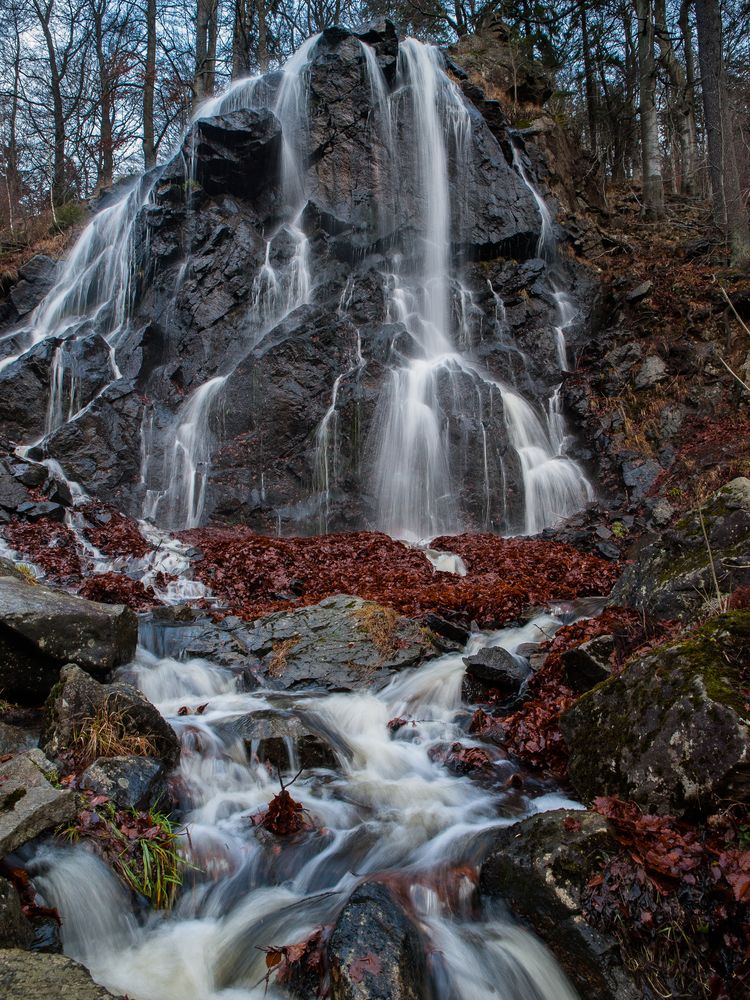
194,0 -> 218,105
579,0 -> 598,155
654,0 -> 697,195
231,0 -> 251,79
92,0 -> 113,189
635,0 -> 665,219
257,0 -> 269,72
143,0 -> 157,168
34,0 -> 69,206
695,0 -> 750,267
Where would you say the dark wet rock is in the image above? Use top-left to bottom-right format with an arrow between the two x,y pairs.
15,501 -> 64,523
0,879 -> 32,948
610,478 -> 750,620
244,595 -> 447,691
462,646 -> 527,701
0,720 -> 36,756
560,612 -> 750,815
8,256 -> 58,318
328,882 -> 426,1000
0,577 -> 137,704
79,755 -> 168,810
422,614 -> 469,646
214,709 -> 338,771
480,808 -> 649,1000
0,750 -> 76,857
0,949 -> 120,998
0,461 -> 30,512
621,458 -> 661,500
42,664 -> 179,769
562,634 -> 615,693
189,109 -> 282,201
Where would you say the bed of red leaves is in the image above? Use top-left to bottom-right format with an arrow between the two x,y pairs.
585,797 -> 750,998
78,572 -> 159,611
77,502 -> 151,559
181,528 -> 620,628
2,515 -> 82,583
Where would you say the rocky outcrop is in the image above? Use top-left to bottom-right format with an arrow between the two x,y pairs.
242,595 -> 449,691
0,750 -> 76,858
462,645 -> 527,701
0,575 -> 137,704
610,479 -> 750,620
42,664 -> 179,769
0,949 -> 120,998
480,809 -> 649,1000
328,882 -> 426,1000
561,612 -> 750,815
562,634 -> 615,693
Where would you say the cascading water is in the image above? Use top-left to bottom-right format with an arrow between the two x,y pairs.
0,28 -> 592,538
22,610 -> 585,1000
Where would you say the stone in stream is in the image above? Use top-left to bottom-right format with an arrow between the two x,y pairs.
479,809 -> 651,1000
560,612 -> 750,815
610,478 -> 750,621
328,882 -> 426,1000
243,595 -> 451,692
42,664 -> 179,769
462,645 -> 528,701
0,719 -> 36,756
0,949 -> 120,998
0,750 -> 76,858
79,755 -> 169,811
0,574 -> 138,704
214,709 -> 339,771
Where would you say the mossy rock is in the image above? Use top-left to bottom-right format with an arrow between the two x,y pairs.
610,478 -> 750,621
479,809 -> 652,1000
560,612 -> 750,815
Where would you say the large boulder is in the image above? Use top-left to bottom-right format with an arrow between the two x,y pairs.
610,478 -> 750,620
0,575 -> 137,704
480,809 -> 650,1000
0,949 -> 120,998
214,708 -> 339,771
560,612 -> 750,815
42,664 -> 179,769
0,750 -> 76,858
328,882 -> 426,1000
242,595 -> 449,691
79,755 -> 168,810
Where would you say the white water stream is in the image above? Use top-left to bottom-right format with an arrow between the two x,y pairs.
24,611 -> 582,999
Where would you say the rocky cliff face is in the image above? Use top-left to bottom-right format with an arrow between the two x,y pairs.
0,21 -> 597,539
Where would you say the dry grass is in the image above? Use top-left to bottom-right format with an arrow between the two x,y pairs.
72,703 -> 159,768
268,636 -> 300,678
353,602 -> 401,657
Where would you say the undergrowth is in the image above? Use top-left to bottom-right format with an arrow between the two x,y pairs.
72,704 -> 160,768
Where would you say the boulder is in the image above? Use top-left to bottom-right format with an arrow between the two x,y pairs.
610,479 -> 750,621
328,882 -> 426,1000
214,709 -> 339,771
462,645 -> 527,701
0,750 -> 76,858
190,109 -> 282,200
79,755 -> 168,810
479,809 -> 648,1000
562,634 -> 615,693
0,949 -> 120,998
42,664 -> 179,769
9,256 -> 58,317
560,612 -> 750,815
244,595 -> 447,691
0,576 -> 138,704
0,879 -> 32,949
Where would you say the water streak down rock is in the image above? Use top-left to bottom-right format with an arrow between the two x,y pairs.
0,22 -> 595,539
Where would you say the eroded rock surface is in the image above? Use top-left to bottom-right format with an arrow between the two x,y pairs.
0,949 -> 120,999
0,750 -> 76,857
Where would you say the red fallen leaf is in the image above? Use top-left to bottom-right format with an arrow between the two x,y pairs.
640,909 -> 654,926
196,703 -> 208,715
348,953 -> 382,983
387,717 -> 408,733
265,949 -> 283,969
563,816 -> 582,833
87,794 -> 110,807
587,874 -> 604,888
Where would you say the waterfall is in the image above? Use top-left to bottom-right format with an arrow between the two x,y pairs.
2,30 -> 593,539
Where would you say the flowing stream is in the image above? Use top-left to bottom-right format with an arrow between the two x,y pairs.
24,610 -> 585,999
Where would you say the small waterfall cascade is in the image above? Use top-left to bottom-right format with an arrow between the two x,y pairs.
22,610 -> 585,1000
1,28 -> 593,538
